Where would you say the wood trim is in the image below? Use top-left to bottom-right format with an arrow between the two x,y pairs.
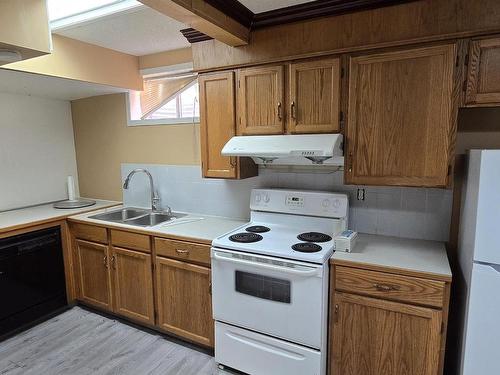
192,0 -> 500,72
252,0 -> 418,29
154,237 -> 210,266
331,259 -> 453,283
70,222 -> 108,244
180,28 -> 213,43
67,217 -> 213,245
205,0 -> 253,28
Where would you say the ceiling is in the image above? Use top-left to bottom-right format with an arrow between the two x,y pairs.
54,6 -> 190,56
239,0 -> 316,13
0,69 -> 126,101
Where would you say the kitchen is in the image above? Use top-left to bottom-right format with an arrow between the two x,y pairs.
1,0 -> 500,374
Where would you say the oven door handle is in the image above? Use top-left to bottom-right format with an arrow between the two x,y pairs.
212,251 -> 321,277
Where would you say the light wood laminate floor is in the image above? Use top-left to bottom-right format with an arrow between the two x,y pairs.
0,307 -> 216,375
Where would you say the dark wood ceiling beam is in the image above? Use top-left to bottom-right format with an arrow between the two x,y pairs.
252,0 -> 421,29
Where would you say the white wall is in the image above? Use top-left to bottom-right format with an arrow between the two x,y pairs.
122,164 -> 453,242
0,91 -> 78,211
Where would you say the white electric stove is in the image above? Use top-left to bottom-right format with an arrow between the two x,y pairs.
211,189 -> 349,375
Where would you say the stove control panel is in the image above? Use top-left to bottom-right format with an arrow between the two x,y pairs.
251,189 -> 349,218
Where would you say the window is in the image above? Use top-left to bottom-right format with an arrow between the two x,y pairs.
128,75 -> 200,126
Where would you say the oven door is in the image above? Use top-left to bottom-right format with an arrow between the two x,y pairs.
211,248 -> 326,349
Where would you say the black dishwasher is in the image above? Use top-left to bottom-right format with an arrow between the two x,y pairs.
0,226 -> 67,338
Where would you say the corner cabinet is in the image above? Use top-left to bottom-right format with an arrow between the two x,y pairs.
199,71 -> 257,179
465,37 -> 500,106
344,44 -> 458,187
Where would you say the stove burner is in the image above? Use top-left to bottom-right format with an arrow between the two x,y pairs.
245,225 -> 270,233
297,232 -> 332,243
292,242 -> 322,253
229,233 -> 263,243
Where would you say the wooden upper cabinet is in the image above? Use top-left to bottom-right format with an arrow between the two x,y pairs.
155,257 -> 214,347
288,58 -> 341,134
75,240 -> 113,311
465,38 -> 500,106
345,44 -> 457,187
199,71 -> 257,179
331,292 -> 442,375
237,66 -> 285,135
111,247 -> 154,325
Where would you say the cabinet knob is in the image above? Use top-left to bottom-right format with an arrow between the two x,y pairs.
111,255 -> 116,270
291,101 -> 297,120
103,255 -> 108,269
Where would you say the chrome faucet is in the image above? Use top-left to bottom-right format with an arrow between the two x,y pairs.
123,168 -> 161,212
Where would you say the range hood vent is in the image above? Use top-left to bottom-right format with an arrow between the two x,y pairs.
221,134 -> 344,167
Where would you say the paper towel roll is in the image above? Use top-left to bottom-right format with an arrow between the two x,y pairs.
67,176 -> 76,201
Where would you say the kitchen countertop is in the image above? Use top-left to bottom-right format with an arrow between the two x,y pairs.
68,206 -> 247,244
331,233 -> 452,281
0,199 -> 121,234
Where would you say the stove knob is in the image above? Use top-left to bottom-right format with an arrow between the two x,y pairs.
263,194 -> 270,203
322,199 -> 330,208
332,199 -> 341,209
255,193 -> 262,203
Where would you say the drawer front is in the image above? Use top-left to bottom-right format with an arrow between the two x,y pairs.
154,238 -> 210,266
111,229 -> 150,253
70,223 -> 108,244
335,266 -> 445,308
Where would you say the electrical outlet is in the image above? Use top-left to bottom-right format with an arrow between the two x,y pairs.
357,188 -> 366,201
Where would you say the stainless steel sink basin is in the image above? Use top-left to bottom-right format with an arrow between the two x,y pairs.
89,208 -> 149,222
89,207 -> 187,227
126,212 -> 187,227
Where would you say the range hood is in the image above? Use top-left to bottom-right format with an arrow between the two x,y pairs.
221,134 -> 344,167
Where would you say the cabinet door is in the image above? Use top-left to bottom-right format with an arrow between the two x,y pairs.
75,239 -> 112,311
288,58 -> 341,133
331,292 -> 442,375
111,247 -> 154,325
155,257 -> 214,347
199,71 -> 238,179
465,38 -> 500,106
237,65 -> 284,135
345,44 -> 457,187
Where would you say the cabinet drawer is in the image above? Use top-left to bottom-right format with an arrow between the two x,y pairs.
154,238 -> 210,266
70,223 -> 107,244
111,229 -> 150,253
334,266 -> 445,308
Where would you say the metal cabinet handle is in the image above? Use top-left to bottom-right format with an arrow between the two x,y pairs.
175,249 -> 189,255
209,281 -> 212,295
373,283 -> 400,292
291,101 -> 297,120
277,102 -> 282,121
103,255 -> 108,269
348,151 -> 353,173
111,255 -> 116,270
230,157 -> 237,168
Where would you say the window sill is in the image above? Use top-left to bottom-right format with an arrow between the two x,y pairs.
127,117 -> 200,127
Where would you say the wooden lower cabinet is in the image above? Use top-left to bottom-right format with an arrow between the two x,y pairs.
329,263 -> 450,375
155,256 -> 214,347
111,247 -> 155,325
74,239 -> 113,311
331,292 -> 442,375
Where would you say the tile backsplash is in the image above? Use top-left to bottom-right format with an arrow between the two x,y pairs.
122,164 -> 452,242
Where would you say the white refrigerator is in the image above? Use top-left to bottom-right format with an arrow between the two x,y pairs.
458,149 -> 500,374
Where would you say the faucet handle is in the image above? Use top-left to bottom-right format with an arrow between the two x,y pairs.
152,196 -> 161,212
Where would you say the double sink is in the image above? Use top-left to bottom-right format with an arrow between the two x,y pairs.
90,207 -> 187,227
